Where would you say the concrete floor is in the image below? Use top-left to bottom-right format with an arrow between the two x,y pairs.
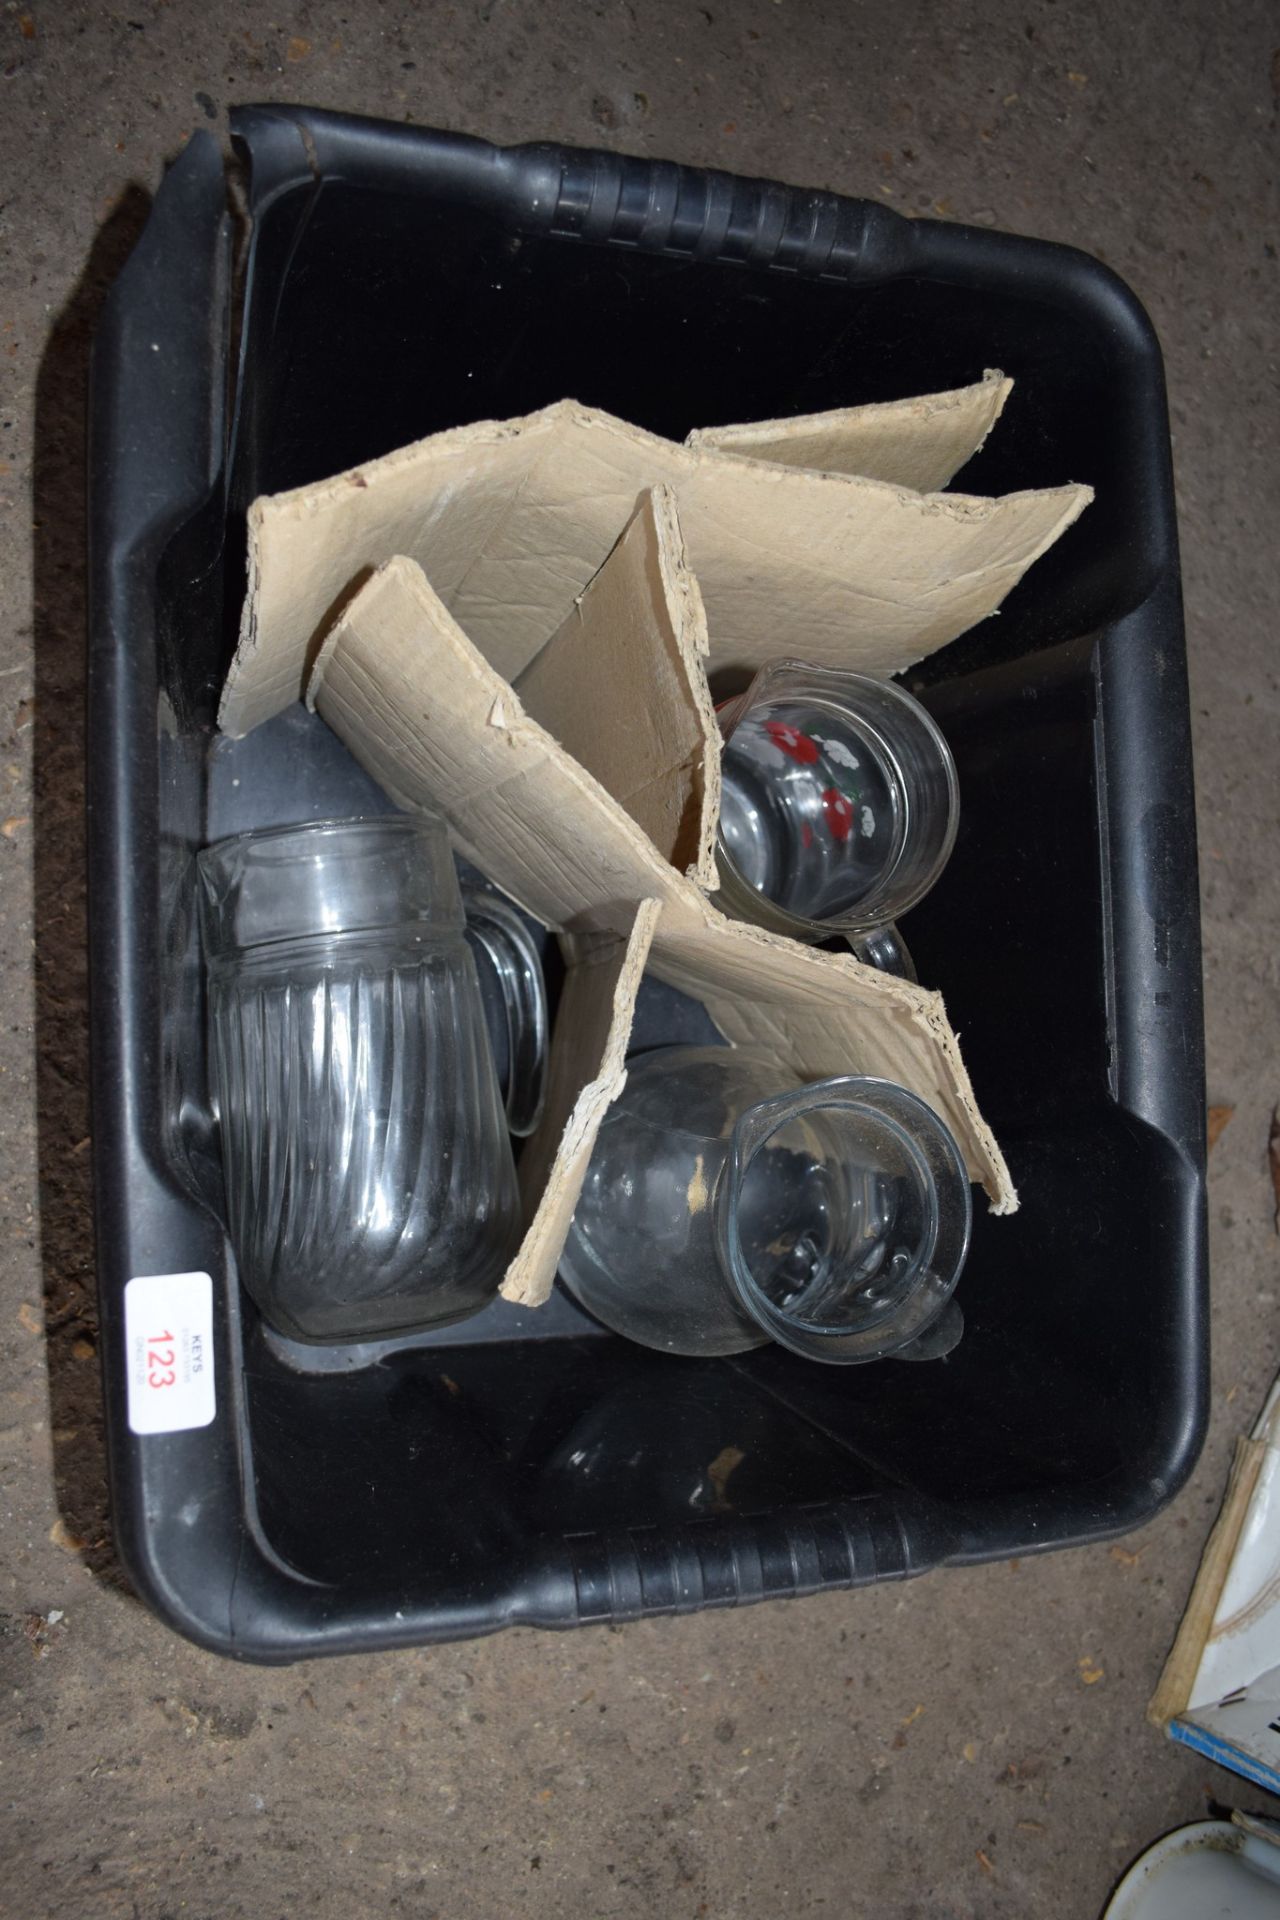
1,1 -> 1278,1915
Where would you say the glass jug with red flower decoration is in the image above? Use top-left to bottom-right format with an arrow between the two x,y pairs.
713,661 -> 959,977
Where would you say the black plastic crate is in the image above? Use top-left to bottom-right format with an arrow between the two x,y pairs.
87,106 -> 1206,1660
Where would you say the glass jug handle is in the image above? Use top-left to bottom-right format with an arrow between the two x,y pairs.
461,886 -> 549,1139
846,922 -> 918,983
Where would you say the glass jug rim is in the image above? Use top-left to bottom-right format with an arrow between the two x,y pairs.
200,809 -> 446,863
716,1074 -> 972,1364
719,658 -> 956,743
197,809 -> 462,959
714,661 -> 960,938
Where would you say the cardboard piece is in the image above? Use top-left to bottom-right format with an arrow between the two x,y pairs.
514,485 -> 720,891
308,536 -> 1017,1308
307,550 -> 691,932
687,371 -> 1013,491
646,913 -> 1009,1204
221,396 -> 1091,737
1150,1378 -> 1280,1795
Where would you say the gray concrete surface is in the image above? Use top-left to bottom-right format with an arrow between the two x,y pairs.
1,2 -> 1278,1915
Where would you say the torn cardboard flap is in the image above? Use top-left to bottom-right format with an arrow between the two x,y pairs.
222,395 -> 1091,737
646,914 -> 1013,1212
307,551 -> 698,933
514,485 -> 720,891
687,371 -> 1014,491
308,547 -> 1017,1307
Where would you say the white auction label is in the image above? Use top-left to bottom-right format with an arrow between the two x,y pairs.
124,1272 -> 216,1435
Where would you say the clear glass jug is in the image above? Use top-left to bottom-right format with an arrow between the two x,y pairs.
560,1046 -> 971,1364
197,813 -> 546,1344
714,660 -> 960,979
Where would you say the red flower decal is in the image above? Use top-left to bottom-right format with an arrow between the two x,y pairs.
765,720 -> 820,764
822,786 -> 855,843
801,822 -> 815,851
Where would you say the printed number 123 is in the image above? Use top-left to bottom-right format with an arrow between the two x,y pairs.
147,1330 -> 175,1389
